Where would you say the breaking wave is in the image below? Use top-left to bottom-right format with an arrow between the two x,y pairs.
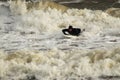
8,0 -> 120,37
0,0 -> 120,80
1,48 -> 120,80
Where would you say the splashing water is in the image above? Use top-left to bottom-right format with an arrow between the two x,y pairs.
0,0 -> 120,80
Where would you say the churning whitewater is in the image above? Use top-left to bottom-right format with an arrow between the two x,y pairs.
0,0 -> 120,80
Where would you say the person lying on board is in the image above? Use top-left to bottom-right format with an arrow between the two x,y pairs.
62,25 -> 85,36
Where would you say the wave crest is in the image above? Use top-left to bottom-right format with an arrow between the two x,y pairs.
106,8 -> 120,18
9,0 -> 68,15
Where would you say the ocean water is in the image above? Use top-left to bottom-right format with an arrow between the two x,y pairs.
0,0 -> 120,80
54,0 -> 84,4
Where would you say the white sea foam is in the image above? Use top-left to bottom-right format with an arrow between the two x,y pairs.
0,1 -> 120,80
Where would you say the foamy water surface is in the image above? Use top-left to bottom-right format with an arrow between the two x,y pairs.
0,1 -> 120,80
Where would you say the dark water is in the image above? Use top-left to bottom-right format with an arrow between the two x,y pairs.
55,0 -> 120,10
0,0 -> 119,10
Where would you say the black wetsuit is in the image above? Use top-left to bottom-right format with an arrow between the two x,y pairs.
62,26 -> 81,36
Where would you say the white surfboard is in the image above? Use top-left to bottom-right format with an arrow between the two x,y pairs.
63,35 -> 78,39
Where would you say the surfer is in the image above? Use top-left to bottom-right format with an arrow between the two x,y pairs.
62,25 -> 84,36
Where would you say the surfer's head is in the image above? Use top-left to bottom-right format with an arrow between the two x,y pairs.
68,25 -> 73,29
